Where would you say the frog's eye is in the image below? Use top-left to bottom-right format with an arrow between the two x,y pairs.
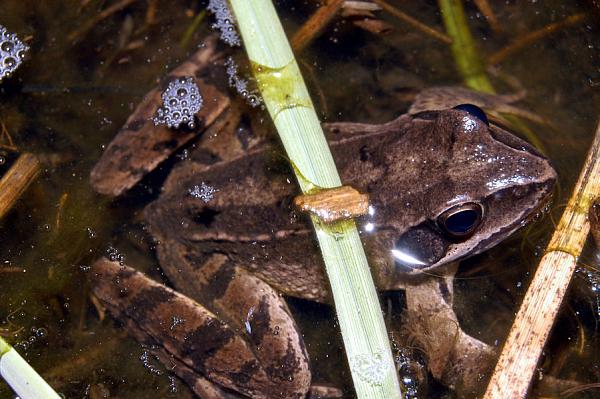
437,202 -> 484,240
453,104 -> 489,126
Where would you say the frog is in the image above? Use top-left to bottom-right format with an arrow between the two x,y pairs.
90,105 -> 556,399
88,36 -> 557,399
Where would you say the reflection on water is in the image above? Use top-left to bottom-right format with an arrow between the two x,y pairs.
0,0 -> 599,397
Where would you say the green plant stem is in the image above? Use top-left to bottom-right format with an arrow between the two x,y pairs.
227,1 -> 402,397
0,337 -> 9,356
439,0 -> 494,93
438,0 -> 546,152
0,337 -> 61,399
180,9 -> 207,48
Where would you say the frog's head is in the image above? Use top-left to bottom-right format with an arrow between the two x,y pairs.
368,105 -> 556,286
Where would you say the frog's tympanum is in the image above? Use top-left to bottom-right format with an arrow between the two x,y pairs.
89,48 -> 557,399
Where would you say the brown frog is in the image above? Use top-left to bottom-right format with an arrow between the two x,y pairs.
145,104 -> 555,299
88,42 -> 557,398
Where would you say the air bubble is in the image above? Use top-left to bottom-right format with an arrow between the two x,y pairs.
1,41 -> 13,52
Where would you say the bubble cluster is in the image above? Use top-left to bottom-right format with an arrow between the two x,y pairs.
170,316 -> 185,330
0,25 -> 28,81
225,57 -> 262,107
153,77 -> 203,130
106,245 -> 125,266
207,0 -> 241,47
14,327 -> 47,352
140,349 -> 163,376
188,182 -> 216,203
395,349 -> 422,399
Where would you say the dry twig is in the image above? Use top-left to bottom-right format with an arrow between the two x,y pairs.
472,0 -> 501,34
291,0 -> 346,52
0,121 -> 17,151
68,0 -> 139,43
0,153 -> 41,220
488,13 -> 586,65
0,267 -> 25,273
484,120 -> 600,398
372,0 -> 451,44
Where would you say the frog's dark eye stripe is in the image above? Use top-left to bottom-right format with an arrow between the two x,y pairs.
437,202 -> 484,240
453,104 -> 489,126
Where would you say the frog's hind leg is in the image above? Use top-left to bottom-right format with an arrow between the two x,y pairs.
89,257 -> 311,399
154,243 -> 313,399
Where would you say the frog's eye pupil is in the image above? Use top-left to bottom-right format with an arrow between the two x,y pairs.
445,209 -> 478,234
438,203 -> 483,240
453,103 -> 489,126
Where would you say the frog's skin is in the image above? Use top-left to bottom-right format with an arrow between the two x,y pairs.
90,101 -> 556,398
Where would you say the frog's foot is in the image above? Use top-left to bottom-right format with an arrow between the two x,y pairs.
409,86 -> 547,126
307,384 -> 343,398
89,258 -> 311,399
90,35 -> 230,198
128,325 -> 242,399
403,265 -> 496,396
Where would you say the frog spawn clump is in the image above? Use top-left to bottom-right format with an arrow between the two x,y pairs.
0,25 -> 28,81
153,77 -> 203,130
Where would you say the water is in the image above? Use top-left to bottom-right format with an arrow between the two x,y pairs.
0,1 -> 599,397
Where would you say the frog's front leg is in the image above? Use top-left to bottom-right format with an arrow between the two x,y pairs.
402,263 -> 496,395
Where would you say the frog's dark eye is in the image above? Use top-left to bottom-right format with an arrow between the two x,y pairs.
437,202 -> 484,240
453,104 -> 489,126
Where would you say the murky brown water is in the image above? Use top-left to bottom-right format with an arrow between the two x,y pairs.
1,1 -> 600,397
